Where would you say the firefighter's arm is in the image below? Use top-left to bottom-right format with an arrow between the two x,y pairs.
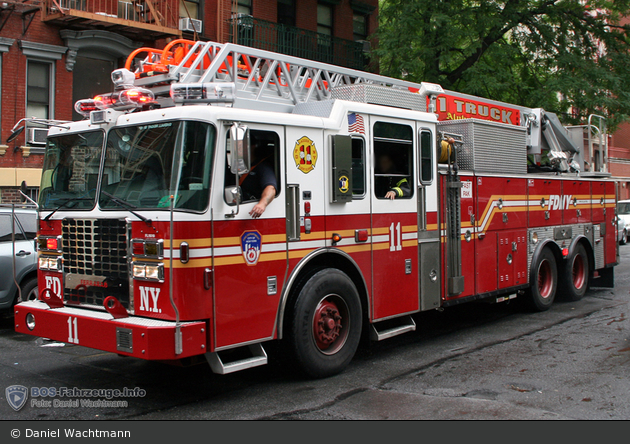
250,185 -> 276,218
386,178 -> 411,200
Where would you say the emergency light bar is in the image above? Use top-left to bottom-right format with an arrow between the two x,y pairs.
74,88 -> 156,118
170,82 -> 236,105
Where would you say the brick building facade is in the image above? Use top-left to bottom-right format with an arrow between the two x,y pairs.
0,0 -> 378,203
608,124 -> 630,201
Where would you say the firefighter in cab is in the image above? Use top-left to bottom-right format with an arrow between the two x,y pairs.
375,153 -> 411,200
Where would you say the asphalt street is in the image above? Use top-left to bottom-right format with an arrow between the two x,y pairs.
1,247 -> 629,420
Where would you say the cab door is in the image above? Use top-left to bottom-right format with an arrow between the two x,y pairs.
370,118 -> 419,320
211,124 -> 288,350
417,127 -> 441,310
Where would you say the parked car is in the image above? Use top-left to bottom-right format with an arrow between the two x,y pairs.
618,199 -> 630,244
618,215 -> 627,245
0,206 -> 38,313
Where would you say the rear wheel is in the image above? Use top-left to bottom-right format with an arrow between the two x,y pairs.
559,244 -> 590,302
287,269 -> 362,379
527,248 -> 557,311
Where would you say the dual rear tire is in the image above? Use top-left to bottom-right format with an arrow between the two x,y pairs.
528,244 -> 590,311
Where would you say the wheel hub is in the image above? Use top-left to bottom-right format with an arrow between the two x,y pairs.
313,300 -> 343,350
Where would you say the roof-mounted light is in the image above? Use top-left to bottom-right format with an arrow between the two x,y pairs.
170,83 -> 236,105
92,88 -> 155,111
111,68 -> 136,89
74,99 -> 99,118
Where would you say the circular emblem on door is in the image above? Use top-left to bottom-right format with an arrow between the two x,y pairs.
293,136 -> 318,174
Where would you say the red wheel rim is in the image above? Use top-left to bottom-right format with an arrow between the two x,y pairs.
572,254 -> 585,290
312,295 -> 349,355
537,260 -> 553,299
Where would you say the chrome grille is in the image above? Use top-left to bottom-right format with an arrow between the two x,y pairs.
62,219 -> 130,310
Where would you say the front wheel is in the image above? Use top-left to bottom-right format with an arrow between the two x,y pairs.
559,244 -> 590,302
287,269 -> 362,379
527,248 -> 557,311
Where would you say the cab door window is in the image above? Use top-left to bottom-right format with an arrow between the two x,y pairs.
225,129 -> 281,204
373,122 -> 414,199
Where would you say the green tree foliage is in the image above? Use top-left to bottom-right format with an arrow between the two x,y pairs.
374,0 -> 630,129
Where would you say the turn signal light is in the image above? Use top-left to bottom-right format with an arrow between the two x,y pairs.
38,236 -> 62,252
331,233 -> 342,245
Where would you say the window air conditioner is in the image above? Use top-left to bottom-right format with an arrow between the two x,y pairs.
179,18 -> 203,33
357,40 -> 371,54
27,128 -> 48,146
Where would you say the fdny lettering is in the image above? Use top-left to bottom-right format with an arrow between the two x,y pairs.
44,276 -> 62,297
548,195 -> 574,211
139,286 -> 161,313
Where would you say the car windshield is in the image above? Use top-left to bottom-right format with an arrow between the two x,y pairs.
39,131 -> 104,210
99,121 -> 215,212
618,202 -> 630,215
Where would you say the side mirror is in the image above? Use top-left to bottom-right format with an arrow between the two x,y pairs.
6,126 -> 25,144
229,123 -> 250,176
20,181 -> 27,203
224,186 -> 242,206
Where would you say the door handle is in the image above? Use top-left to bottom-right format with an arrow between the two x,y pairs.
16,250 -> 32,257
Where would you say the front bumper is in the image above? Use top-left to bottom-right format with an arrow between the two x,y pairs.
15,301 -> 207,360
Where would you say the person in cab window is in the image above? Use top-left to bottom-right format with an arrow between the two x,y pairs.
375,153 -> 411,200
240,137 -> 278,218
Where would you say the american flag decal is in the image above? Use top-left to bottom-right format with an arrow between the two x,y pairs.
348,113 -> 365,134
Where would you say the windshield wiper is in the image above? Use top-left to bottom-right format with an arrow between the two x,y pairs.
101,191 -> 152,225
44,198 -> 93,221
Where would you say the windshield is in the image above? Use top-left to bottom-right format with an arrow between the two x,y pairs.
39,131 -> 104,210
99,121 -> 215,212
619,202 -> 630,215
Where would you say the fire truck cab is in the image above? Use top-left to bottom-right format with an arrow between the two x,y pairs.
13,40 -> 617,378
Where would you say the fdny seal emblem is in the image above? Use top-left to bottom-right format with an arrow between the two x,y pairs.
338,175 -> 350,194
293,136 -> 318,174
241,231 -> 262,266
5,385 -> 28,411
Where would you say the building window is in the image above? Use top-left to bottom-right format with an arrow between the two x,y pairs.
353,13 -> 368,41
180,0 -> 200,19
26,60 -> 53,120
278,0 -> 296,26
317,3 -> 333,36
237,0 -> 252,16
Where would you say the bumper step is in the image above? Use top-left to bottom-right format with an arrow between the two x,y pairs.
205,343 -> 268,375
370,315 -> 416,341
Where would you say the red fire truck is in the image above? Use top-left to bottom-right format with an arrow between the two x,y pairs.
12,40 -> 617,378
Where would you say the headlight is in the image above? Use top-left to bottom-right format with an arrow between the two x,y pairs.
132,262 -> 164,282
38,255 -> 62,271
